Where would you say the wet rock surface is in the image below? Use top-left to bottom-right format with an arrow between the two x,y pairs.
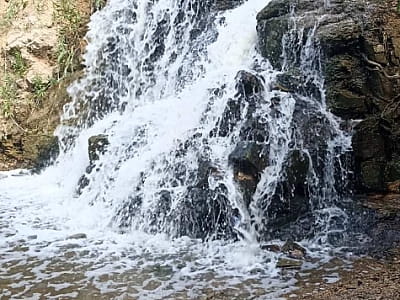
257,0 -> 400,195
281,240 -> 307,259
276,258 -> 303,269
257,0 -> 400,250
213,0 -> 245,11
88,134 -> 109,164
76,134 -> 109,194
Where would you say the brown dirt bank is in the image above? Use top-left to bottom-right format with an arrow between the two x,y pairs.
0,0 -> 96,170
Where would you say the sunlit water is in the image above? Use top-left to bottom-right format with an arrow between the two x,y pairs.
0,170 -> 303,299
1,0 -> 354,298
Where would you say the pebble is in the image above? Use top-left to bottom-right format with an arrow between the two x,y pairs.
67,233 -> 87,240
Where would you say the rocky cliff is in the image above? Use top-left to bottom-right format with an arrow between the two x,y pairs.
0,0 -> 93,170
257,0 -> 400,195
257,0 -> 400,249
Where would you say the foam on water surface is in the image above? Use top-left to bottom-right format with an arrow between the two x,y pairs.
0,186 -> 296,299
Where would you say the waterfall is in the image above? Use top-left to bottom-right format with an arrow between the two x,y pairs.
53,0 -> 274,240
0,0 -> 358,298
0,0 -> 354,244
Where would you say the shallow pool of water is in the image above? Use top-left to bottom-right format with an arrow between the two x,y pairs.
0,190 -> 300,300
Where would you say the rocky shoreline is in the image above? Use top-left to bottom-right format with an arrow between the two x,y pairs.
286,248 -> 400,299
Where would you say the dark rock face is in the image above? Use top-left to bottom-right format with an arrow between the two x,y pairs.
32,136 -> 60,172
220,71 -> 269,209
228,142 -> 267,181
256,0 -> 290,69
257,0 -> 400,250
228,141 -> 267,207
213,0 -> 245,11
176,183 -> 237,240
88,134 -> 109,164
235,70 -> 265,97
257,0 -> 400,194
352,118 -> 390,191
262,150 -> 313,240
77,134 -> 109,194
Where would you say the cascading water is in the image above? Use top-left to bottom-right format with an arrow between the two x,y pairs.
257,10 -> 354,245
0,0 -> 358,298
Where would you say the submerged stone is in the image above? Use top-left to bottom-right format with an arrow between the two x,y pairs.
276,258 -> 303,269
282,240 -> 307,259
261,244 -> 281,253
67,233 -> 87,240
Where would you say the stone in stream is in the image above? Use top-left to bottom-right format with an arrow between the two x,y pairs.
67,233 -> 87,240
76,134 -> 109,194
261,244 -> 281,253
281,240 -> 307,259
276,258 -> 303,269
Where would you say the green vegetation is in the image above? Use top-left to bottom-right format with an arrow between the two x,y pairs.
0,0 -> 92,119
0,76 -> 18,118
56,37 -> 77,78
31,76 -> 56,106
91,0 -> 106,12
54,0 -> 84,78
9,49 -> 28,77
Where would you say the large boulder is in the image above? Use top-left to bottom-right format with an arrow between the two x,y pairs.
260,150 -> 313,240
